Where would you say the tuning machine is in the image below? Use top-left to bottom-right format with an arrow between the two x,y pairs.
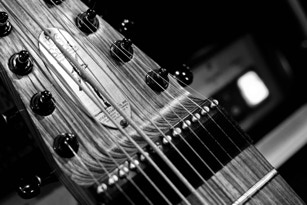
30,90 -> 56,116
110,38 -> 134,63
8,50 -> 33,76
17,170 -> 58,199
118,18 -> 135,39
76,9 -> 99,34
172,64 -> 193,87
145,67 -> 169,92
0,11 -> 12,37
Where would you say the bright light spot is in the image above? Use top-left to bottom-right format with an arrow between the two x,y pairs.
237,71 -> 269,107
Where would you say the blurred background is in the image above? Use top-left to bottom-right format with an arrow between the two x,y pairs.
1,0 -> 307,204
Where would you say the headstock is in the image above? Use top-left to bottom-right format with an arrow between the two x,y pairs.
0,0 -> 201,204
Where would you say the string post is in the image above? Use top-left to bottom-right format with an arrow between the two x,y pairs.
30,90 -> 56,116
173,64 -> 193,87
16,175 -> 41,199
110,38 -> 134,63
0,11 -> 12,37
8,50 -> 33,76
145,67 -> 169,92
76,9 -> 99,34
118,18 -> 135,39
53,133 -> 79,158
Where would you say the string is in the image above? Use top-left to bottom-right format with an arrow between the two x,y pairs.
53,2 -> 255,205
43,2 -> 230,203
1,1 -> 272,203
66,142 -> 135,205
30,1 -> 214,203
4,0 -> 243,203
33,3 -> 195,205
54,0 -> 228,171
42,0 -> 241,203
4,6 -> 169,204
37,40 -> 152,204
56,0 -> 238,166
45,0 -> 219,197
0,3 -> 156,204
5,3 -> 194,204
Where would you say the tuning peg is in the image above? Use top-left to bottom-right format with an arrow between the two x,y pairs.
76,9 -> 99,34
0,11 -> 12,37
173,64 -> 193,87
17,171 -> 58,199
118,19 -> 135,39
110,38 -> 134,63
8,50 -> 33,76
53,133 -> 79,158
145,67 -> 169,92
43,0 -> 65,6
30,90 -> 56,116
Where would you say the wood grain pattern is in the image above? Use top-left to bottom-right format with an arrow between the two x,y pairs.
0,0 -> 194,183
0,0 -> 305,204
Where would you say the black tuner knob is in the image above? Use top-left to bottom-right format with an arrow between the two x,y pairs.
43,0 -> 65,6
53,133 -> 79,158
76,9 -> 99,34
17,171 -> 58,199
8,50 -> 33,76
110,38 -> 133,63
173,64 -> 193,87
0,11 -> 12,37
118,19 -> 135,39
145,68 -> 169,92
30,90 -> 56,116
17,175 -> 41,199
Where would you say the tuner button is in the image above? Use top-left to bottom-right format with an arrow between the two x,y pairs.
30,90 -> 56,116
43,0 -> 65,6
8,50 -> 33,76
118,19 -> 135,39
17,175 -> 41,199
110,38 -> 133,63
145,68 -> 169,92
53,133 -> 79,158
0,11 -> 12,37
76,9 -> 99,34
16,171 -> 58,199
173,64 -> 193,87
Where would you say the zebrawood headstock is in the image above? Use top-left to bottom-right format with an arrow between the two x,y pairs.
0,0 -> 202,203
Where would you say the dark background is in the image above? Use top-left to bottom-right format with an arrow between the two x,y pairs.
1,0 -> 307,202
